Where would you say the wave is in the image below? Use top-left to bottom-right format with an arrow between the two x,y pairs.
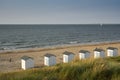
0,47 -> 15,50
69,41 -> 78,44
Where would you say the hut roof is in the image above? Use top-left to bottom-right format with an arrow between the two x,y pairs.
63,51 -> 74,55
107,47 -> 117,50
94,48 -> 104,52
44,53 -> 56,57
79,50 -> 89,53
21,56 -> 33,60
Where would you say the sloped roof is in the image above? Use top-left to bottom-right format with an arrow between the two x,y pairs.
63,51 -> 74,55
44,53 -> 56,57
79,50 -> 89,53
107,47 -> 117,50
21,56 -> 33,60
94,48 -> 104,52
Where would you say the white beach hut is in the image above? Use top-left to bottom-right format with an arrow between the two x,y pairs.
21,56 -> 34,70
44,53 -> 56,66
94,48 -> 105,58
107,47 -> 118,57
63,51 -> 75,63
79,50 -> 90,60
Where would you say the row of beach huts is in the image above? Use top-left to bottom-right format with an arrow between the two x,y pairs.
21,47 -> 118,70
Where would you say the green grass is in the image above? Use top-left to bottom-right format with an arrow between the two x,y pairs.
0,56 -> 120,80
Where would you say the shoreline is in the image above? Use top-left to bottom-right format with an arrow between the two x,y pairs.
0,40 -> 120,54
0,40 -> 120,72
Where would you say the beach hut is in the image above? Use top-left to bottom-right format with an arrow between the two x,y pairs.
79,50 -> 90,60
44,53 -> 56,66
63,51 -> 75,63
21,56 -> 34,70
107,47 -> 118,57
94,48 -> 105,58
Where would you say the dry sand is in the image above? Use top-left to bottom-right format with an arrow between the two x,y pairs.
0,41 -> 120,72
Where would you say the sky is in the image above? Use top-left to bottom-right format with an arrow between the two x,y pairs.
0,0 -> 120,24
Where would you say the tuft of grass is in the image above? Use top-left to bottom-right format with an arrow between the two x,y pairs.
106,56 -> 120,62
0,56 -> 120,80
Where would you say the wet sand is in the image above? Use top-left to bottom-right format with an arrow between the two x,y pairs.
0,41 -> 120,72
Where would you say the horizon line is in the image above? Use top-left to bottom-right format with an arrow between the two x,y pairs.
0,23 -> 120,25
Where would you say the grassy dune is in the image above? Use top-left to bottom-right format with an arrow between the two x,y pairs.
0,56 -> 120,80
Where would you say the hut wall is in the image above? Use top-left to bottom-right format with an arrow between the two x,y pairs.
21,59 -> 34,70
94,51 -> 104,58
107,49 -> 118,57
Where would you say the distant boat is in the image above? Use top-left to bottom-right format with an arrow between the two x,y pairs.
100,24 -> 103,27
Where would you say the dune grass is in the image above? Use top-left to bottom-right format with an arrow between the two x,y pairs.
0,56 -> 120,80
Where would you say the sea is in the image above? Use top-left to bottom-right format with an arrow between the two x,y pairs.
0,24 -> 120,51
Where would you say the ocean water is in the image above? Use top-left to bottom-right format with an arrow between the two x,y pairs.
0,24 -> 120,51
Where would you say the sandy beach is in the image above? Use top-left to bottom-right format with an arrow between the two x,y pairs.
0,41 -> 120,72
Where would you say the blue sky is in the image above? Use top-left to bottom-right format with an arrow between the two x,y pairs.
0,0 -> 120,24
